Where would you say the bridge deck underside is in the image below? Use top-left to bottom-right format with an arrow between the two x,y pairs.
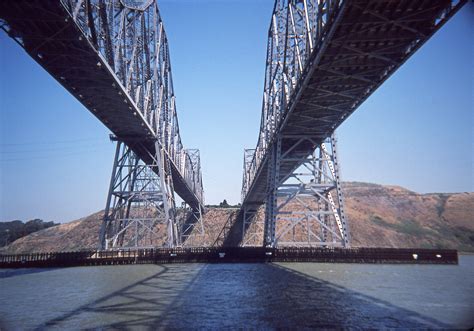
0,1 -> 202,210
243,0 -> 463,210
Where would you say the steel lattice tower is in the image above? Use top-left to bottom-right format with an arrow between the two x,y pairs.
263,134 -> 349,247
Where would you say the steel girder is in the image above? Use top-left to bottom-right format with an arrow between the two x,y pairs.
240,0 -> 466,246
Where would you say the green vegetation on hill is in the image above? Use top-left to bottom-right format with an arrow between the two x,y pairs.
206,199 -> 241,209
0,219 -> 59,247
371,216 -> 429,237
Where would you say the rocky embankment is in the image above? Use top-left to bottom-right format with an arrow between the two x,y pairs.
2,182 -> 473,253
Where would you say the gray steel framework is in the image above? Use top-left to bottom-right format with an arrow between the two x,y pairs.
241,0 -> 465,247
263,134 -> 349,247
178,149 -> 205,247
101,141 -> 203,248
0,0 -> 205,248
101,139 -> 177,248
242,134 -> 349,247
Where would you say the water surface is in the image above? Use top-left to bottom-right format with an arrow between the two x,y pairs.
1,255 -> 473,329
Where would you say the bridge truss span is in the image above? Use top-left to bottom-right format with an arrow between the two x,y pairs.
241,0 -> 466,247
0,0 -> 205,248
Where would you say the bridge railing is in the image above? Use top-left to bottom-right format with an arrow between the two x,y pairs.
242,0 -> 344,201
60,0 -> 203,204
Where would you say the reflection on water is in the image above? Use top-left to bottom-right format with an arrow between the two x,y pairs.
0,256 -> 473,329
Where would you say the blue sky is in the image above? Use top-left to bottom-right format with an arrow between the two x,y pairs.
0,1 -> 472,222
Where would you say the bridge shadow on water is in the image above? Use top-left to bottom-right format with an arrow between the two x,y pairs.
36,263 -> 452,329
0,268 -> 59,279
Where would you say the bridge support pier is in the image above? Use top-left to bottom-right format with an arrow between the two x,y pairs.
263,133 -> 350,248
99,140 -> 178,249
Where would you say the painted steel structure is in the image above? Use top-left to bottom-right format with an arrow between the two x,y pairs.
0,0 -> 204,248
241,0 -> 466,247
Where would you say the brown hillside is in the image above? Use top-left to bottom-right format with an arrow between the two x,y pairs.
344,183 -> 474,250
2,182 -> 473,253
3,212 -> 103,254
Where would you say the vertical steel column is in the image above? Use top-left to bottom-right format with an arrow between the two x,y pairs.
329,133 -> 350,247
154,140 -> 177,248
264,136 -> 281,247
100,141 -> 122,249
315,148 -> 328,243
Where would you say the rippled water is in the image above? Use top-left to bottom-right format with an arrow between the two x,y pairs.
1,255 -> 473,329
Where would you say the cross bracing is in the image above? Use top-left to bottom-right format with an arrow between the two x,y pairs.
0,0 -> 204,248
241,0 -> 466,247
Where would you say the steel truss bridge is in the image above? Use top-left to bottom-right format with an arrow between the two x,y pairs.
0,0 -> 466,250
0,0 -> 205,249
240,0 -> 466,248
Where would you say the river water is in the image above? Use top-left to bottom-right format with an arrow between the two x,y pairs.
1,255 -> 473,329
